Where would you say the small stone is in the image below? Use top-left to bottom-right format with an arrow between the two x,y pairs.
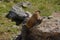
48,16 -> 53,19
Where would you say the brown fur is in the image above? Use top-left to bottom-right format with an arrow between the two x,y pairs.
26,10 -> 41,28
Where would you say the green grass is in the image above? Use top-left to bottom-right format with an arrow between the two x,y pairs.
0,0 -> 60,15
0,0 -> 60,40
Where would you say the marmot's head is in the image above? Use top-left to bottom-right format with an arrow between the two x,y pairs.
35,10 -> 41,13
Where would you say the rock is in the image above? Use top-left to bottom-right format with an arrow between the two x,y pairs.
19,1 -> 31,8
25,11 -> 32,17
18,12 -> 60,40
48,16 -> 53,19
6,1 -> 32,25
26,13 -> 60,40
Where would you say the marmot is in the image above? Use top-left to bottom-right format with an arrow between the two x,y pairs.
26,10 -> 42,28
